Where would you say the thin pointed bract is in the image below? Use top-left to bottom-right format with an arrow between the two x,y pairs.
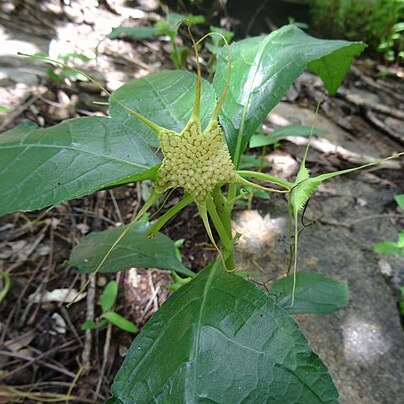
236,172 -> 291,193
188,27 -> 202,125
147,194 -> 194,237
237,170 -> 293,190
289,148 -> 403,304
197,201 -> 227,269
206,196 -> 233,252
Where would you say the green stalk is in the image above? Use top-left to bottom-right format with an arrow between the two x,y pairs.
0,271 -> 10,304
206,196 -> 234,270
147,194 -> 193,237
212,187 -> 234,269
237,170 -> 292,190
212,188 -> 231,233
227,182 -> 238,211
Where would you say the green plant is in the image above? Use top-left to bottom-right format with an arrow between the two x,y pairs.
378,21 -> 404,61
108,12 -> 205,69
399,287 -> 404,317
2,25 -> 402,401
374,194 -> 404,256
0,106 -> 12,113
249,124 -> 324,149
309,0 -> 404,61
81,280 -> 137,333
373,194 -> 404,322
32,49 -> 91,83
0,270 -> 10,305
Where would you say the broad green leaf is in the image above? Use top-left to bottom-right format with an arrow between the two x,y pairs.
271,270 -> 349,314
100,281 -> 118,312
109,71 -> 216,147
110,262 -> 338,403
395,194 -> 404,208
108,26 -> 158,39
0,117 -> 160,216
102,311 -> 137,333
69,220 -> 194,277
249,124 -> 324,148
214,25 -> 365,164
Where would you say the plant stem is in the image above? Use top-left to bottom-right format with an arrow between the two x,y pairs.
211,188 -> 235,270
148,194 -> 193,236
227,182 -> 238,212
206,198 -> 232,250
0,271 -> 10,304
237,170 -> 292,190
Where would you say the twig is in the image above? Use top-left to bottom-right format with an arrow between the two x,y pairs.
339,88 -> 404,120
81,191 -> 107,369
71,208 -> 117,226
131,182 -> 142,220
0,384 -> 93,402
366,110 -> 404,145
140,272 -> 160,323
318,213 -> 404,228
287,135 -> 402,169
0,257 -> 45,344
108,190 -> 124,223
94,323 -> 112,400
0,340 -> 77,380
0,92 -> 44,132
82,275 -> 96,370
60,306 -> 83,348
351,65 -> 404,103
95,271 -> 121,399
27,224 -> 54,327
66,358 -> 85,404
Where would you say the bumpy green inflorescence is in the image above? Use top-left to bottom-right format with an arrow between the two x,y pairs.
155,120 -> 236,202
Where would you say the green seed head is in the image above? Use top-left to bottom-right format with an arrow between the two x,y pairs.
156,120 -> 236,202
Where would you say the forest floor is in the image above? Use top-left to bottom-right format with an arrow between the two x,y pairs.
0,1 -> 403,403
